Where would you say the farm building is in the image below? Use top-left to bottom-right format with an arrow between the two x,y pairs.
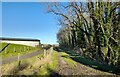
0,37 -> 40,47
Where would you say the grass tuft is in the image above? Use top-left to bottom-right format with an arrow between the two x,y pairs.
60,52 -> 77,68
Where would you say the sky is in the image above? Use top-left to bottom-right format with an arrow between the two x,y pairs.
2,2 -> 59,44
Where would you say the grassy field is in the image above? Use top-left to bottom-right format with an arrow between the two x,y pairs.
0,42 -> 41,59
0,48 -> 58,75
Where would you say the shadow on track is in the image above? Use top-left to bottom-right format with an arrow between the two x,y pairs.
53,47 -> 120,75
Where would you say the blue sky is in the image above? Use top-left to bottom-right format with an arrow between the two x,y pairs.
2,2 -> 59,44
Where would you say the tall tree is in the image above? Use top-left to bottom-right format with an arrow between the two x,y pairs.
48,1 -> 120,66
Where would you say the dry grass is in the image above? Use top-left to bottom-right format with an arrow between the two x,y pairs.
0,48 -> 56,75
32,52 -> 52,68
0,61 -> 17,75
17,49 -> 53,75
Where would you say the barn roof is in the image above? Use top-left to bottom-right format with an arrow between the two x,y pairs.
0,37 -> 40,41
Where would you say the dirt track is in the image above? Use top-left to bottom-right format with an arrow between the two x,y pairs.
57,54 -> 114,75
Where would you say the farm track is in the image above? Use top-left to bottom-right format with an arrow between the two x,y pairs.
0,49 -> 43,64
55,53 -> 118,76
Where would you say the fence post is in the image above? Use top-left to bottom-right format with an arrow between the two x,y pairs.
50,47 -> 53,55
18,53 -> 21,70
44,49 -> 47,58
14,47 -> 16,52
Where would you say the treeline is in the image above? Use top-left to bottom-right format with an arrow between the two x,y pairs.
48,2 -> 120,67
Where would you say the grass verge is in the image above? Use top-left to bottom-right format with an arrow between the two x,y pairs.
59,48 -> 120,75
60,52 -> 77,68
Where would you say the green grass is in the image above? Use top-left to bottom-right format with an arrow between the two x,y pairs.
38,50 -> 58,75
0,47 -> 116,75
0,42 -> 41,59
0,53 -> 44,75
0,49 -> 59,75
59,48 -> 119,75
60,52 -> 77,68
